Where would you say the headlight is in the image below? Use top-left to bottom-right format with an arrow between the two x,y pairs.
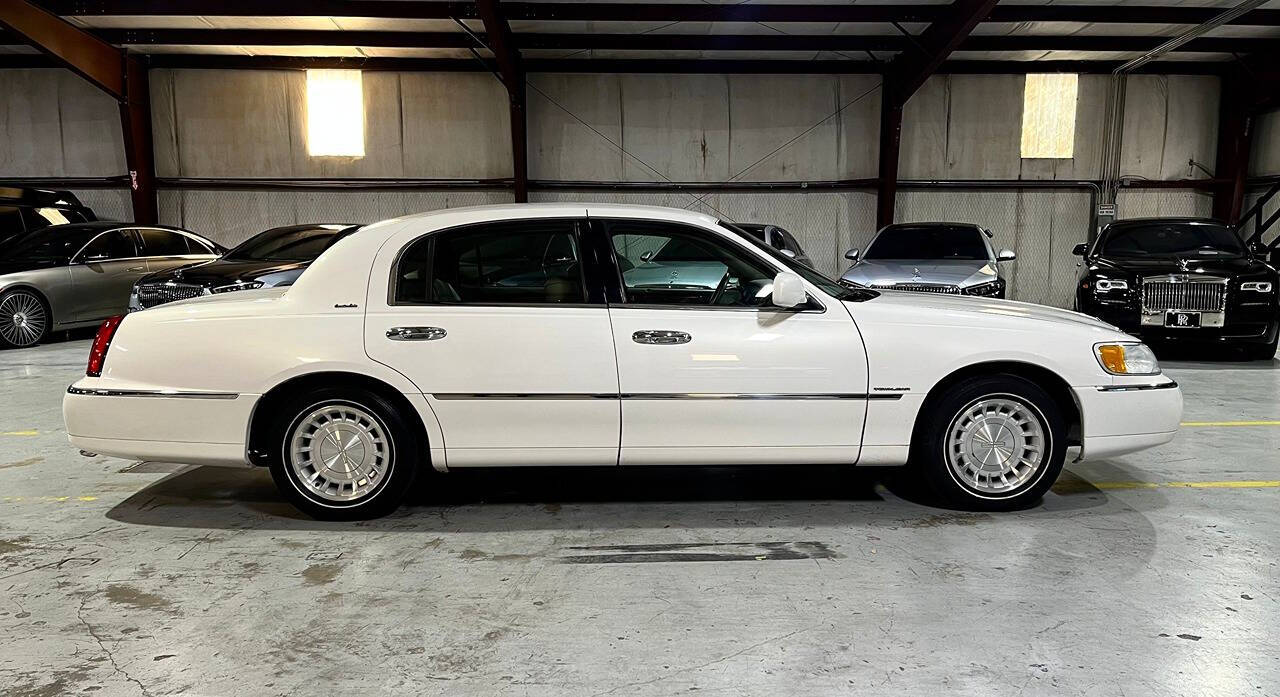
963,279 -> 1005,297
1095,342 -> 1160,375
1094,278 -> 1128,292
1241,281 -> 1273,293
211,280 -> 265,294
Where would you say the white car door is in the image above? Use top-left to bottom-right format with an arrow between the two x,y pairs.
597,217 -> 870,465
364,217 -> 620,467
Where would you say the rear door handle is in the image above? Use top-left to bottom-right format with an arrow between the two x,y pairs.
632,329 -> 691,345
387,326 -> 447,341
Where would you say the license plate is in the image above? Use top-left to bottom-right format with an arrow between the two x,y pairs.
1165,311 -> 1201,328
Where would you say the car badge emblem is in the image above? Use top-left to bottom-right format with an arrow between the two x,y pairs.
912,267 -> 922,281
1176,257 -> 1189,272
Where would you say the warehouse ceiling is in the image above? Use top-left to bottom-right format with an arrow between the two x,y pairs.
1,0 -> 1278,72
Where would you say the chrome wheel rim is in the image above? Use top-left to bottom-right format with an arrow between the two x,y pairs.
0,292 -> 47,347
288,402 -> 391,503
945,395 -> 1047,495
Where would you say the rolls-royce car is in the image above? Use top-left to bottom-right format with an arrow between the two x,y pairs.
841,222 -> 1015,298
130,223 -> 358,310
0,187 -> 96,249
1073,218 -> 1279,360
732,223 -> 814,267
0,222 -> 222,349
64,204 -> 1182,520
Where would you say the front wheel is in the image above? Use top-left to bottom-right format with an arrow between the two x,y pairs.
911,375 -> 1067,511
1243,336 -> 1277,361
0,289 -> 50,349
269,387 -> 419,520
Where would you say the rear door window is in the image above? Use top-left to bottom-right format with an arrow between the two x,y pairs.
79,230 -> 139,261
137,228 -> 197,256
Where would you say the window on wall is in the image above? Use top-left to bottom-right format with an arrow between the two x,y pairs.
1021,73 -> 1078,159
306,69 -> 365,157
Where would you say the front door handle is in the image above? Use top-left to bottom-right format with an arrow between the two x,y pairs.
126,266 -> 147,272
632,329 -> 691,345
387,326 -> 447,341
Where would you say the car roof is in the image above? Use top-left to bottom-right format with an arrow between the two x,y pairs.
1104,217 -> 1228,228
884,222 -> 983,230
0,186 -> 86,208
389,203 -> 721,229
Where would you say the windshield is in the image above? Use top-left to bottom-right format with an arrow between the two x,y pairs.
1100,222 -> 1244,258
226,226 -> 347,262
720,222 -> 874,302
865,225 -> 988,261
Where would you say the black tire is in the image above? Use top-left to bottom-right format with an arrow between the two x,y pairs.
0,288 -> 51,349
1244,337 -> 1277,361
910,374 -> 1068,511
269,387 -> 420,520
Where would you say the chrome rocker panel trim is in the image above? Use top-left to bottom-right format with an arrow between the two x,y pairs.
67,385 -> 240,400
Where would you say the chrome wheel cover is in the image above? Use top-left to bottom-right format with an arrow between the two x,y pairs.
945,395 -> 1047,496
288,402 -> 391,503
0,291 -> 47,348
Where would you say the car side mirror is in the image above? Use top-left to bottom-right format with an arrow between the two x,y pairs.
779,249 -> 796,259
1071,243 -> 1088,257
770,271 -> 807,308
844,248 -> 860,262
997,249 -> 1016,262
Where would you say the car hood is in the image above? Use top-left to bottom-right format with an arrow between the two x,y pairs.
1091,255 -> 1273,277
851,291 -> 1123,333
841,259 -> 998,287
138,258 -> 309,287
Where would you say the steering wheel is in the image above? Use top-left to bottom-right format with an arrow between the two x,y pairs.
708,269 -> 732,306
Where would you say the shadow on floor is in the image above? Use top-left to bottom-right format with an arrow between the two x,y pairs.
1153,342 -> 1276,367
104,462 -> 1122,533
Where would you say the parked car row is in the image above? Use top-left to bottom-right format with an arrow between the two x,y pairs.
3,183 -> 1277,360
0,188 -> 360,349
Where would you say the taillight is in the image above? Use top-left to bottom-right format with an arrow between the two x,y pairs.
87,315 -> 123,377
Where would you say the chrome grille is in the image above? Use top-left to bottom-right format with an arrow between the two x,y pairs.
869,283 -> 961,294
1141,277 -> 1226,312
135,283 -> 207,309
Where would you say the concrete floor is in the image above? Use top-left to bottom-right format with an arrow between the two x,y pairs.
1,338 -> 1277,697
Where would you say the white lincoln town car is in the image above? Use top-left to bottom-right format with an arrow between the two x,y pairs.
64,204 -> 1182,519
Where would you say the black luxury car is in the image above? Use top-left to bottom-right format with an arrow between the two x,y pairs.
130,223 -> 359,310
1074,218 -> 1279,359
0,187 -> 97,249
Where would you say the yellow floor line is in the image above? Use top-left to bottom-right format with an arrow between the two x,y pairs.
1164,480 -> 1280,489
1066,480 -> 1280,491
1180,421 -> 1280,427
1,430 -> 38,436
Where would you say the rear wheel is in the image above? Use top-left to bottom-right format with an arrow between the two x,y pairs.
269,387 -> 419,520
0,289 -> 50,349
912,374 -> 1067,511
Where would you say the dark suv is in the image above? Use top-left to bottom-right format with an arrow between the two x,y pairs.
0,187 -> 97,248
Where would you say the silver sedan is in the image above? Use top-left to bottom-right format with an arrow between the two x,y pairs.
0,222 -> 222,348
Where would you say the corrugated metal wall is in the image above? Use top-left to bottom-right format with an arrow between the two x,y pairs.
1,68 -> 1235,308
